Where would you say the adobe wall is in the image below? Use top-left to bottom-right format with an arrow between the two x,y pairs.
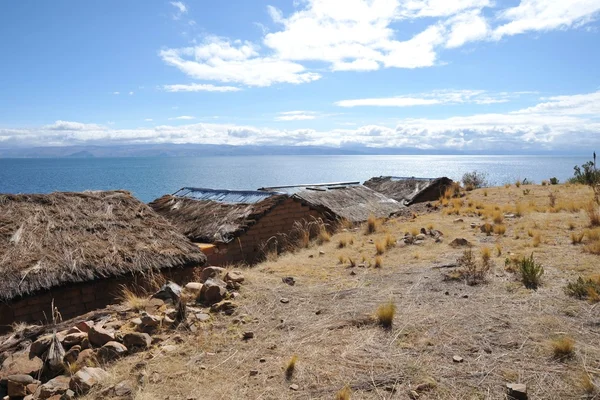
0,265 -> 200,334
204,198 -> 324,266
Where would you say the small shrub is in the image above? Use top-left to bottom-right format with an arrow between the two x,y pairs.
375,241 -> 385,255
348,257 -> 356,268
551,337 -> 575,360
550,177 -> 559,185
285,355 -> 298,380
338,238 -> 347,248
493,224 -> 506,235
118,286 -> 148,312
515,180 -> 521,188
541,180 -> 548,186
571,231 -> 585,244
374,256 -> 383,268
520,253 -> 544,289
523,189 -> 531,195
483,189 -> 488,197
376,301 -> 396,329
548,191 -> 557,208
515,202 -> 526,217
565,276 -> 600,301
495,243 -> 502,257
481,247 -> 491,264
481,223 -> 493,236
462,170 -> 488,190
532,233 -> 541,247
317,228 -> 331,244
586,202 -> 600,227
365,215 -> 378,234
410,227 -> 419,236
451,249 -> 491,285
492,211 -> 504,224
338,255 -> 346,264
385,234 -> 396,249
335,386 -> 352,400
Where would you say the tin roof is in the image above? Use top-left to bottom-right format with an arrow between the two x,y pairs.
173,187 -> 279,204
257,181 -> 361,195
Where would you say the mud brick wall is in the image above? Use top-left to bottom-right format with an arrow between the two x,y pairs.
204,198 -> 324,266
0,265 -> 201,334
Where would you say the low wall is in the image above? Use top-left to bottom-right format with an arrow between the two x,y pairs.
0,265 -> 201,334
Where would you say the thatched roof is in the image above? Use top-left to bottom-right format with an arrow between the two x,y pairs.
0,191 -> 206,302
149,189 -> 288,243
363,176 -> 453,205
268,184 -> 404,223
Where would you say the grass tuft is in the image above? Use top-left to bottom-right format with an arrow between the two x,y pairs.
520,253 -> 544,289
285,355 -> 298,380
375,241 -> 385,255
376,301 -> 396,329
374,256 -> 383,268
551,336 -> 575,360
385,234 -> 396,249
571,231 -> 585,245
118,285 -> 148,311
565,276 -> 600,302
365,215 -> 378,234
586,202 -> 600,227
493,224 -> 506,235
335,386 -> 352,400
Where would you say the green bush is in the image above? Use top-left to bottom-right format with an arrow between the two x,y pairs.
564,276 -> 600,301
520,253 -> 544,289
462,171 -> 488,190
569,161 -> 600,185
549,177 -> 559,185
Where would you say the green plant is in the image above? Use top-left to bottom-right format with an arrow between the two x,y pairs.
462,170 -> 488,190
564,276 -> 600,302
523,189 -> 531,195
520,253 -> 544,289
550,177 -> 559,185
450,249 -> 491,285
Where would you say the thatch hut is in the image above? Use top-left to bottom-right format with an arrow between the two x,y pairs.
363,176 -> 453,205
149,188 -> 324,265
259,182 -> 405,223
0,191 -> 206,332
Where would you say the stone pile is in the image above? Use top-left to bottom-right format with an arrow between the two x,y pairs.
0,267 -> 245,400
402,227 -> 444,245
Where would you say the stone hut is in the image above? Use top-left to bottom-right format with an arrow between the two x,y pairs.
149,188 -> 324,266
0,191 -> 206,333
363,176 -> 454,205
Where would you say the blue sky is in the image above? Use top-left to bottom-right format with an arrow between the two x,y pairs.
1,0 -> 599,152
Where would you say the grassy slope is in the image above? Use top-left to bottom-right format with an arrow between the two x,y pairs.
85,183 -> 600,400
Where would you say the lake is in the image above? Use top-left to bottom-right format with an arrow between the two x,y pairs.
0,155 -> 588,203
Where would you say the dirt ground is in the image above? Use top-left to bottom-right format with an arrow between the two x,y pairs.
80,183 -> 600,400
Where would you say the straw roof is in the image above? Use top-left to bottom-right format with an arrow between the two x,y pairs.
0,191 -> 206,302
290,185 -> 404,223
363,176 -> 453,205
148,193 -> 288,243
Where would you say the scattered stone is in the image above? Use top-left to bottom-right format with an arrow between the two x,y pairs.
165,308 -> 177,320
282,277 -> 296,286
350,271 -> 356,276
462,294 -> 469,299
161,345 -> 177,353
62,333 -> 87,347
97,342 -> 127,362
104,320 -> 124,331
61,389 -> 76,399
140,313 -> 161,328
506,383 -> 527,400
184,282 -> 203,294
200,278 -> 227,304
414,239 -> 424,245
504,213 -> 517,219
449,238 -> 472,248
35,375 -> 70,399
152,281 -> 183,301
63,345 -> 81,364
7,374 -> 37,397
88,326 -> 114,347
470,223 -> 478,229
225,270 -> 245,283
75,321 -> 94,333
259,358 -> 266,363
123,333 -> 152,349
113,380 -> 134,398
453,218 -> 464,223
210,300 -> 237,315
249,370 -> 259,376
29,335 -> 53,358
199,267 -> 226,283
26,382 -> 40,396
80,337 -> 90,350
308,254 -> 314,258
452,355 -> 464,363
289,384 -> 299,391
69,367 -> 109,394
130,317 -> 143,327
231,292 -> 241,299
1,352 -> 43,377
319,251 -> 325,256
435,237 -> 443,243
280,298 -> 290,304
146,298 -> 166,311
195,313 -> 210,322
75,349 -> 97,367
242,331 -> 254,340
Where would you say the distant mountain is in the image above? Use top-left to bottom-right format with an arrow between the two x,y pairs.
0,144 -> 587,158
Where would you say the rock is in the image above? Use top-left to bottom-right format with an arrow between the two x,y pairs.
249,370 -> 258,376
80,337 -> 90,350
75,321 -> 94,333
29,335 -> 53,358
63,345 -> 81,364
280,298 -> 290,304
69,366 -> 109,394
145,298 -> 166,311
0,352 -> 43,378
506,383 -> 527,400
101,380 -> 134,398
7,374 -> 37,397
470,223 -> 478,229
282,276 -> 295,286
152,281 -> 183,301
62,333 -> 87,347
66,327 -> 82,335
225,271 -> 245,284
259,358 -> 266,363
60,389 -> 76,399
449,238 -> 472,248
161,345 -> 177,353
184,282 -> 203,294
453,218 -> 464,223
35,375 -> 70,399
289,384 -> 299,391
88,326 -> 114,347
452,355 -> 463,363
200,278 -> 227,304
97,342 -> 127,362
75,349 -> 97,367
242,331 -> 254,340
140,314 -> 161,328
504,213 -> 517,219
416,234 -> 427,240
123,333 -> 152,349
195,313 -> 210,322
210,300 -> 237,315
104,320 -> 124,331
199,267 -> 226,283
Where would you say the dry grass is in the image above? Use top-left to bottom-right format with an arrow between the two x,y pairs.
571,231 -> 585,244
493,224 -> 506,235
335,386 -> 352,400
118,285 -> 149,311
317,228 -> 332,244
551,337 -> 575,360
374,256 -> 383,268
495,243 -> 502,256
338,238 -> 348,248
365,215 -> 378,234
375,241 -> 385,255
586,202 -> 600,227
376,301 -> 395,329
285,355 -> 298,380
532,233 -> 542,247
492,210 -> 504,224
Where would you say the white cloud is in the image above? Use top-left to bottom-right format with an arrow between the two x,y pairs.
445,9 -> 490,48
168,115 -> 195,120
513,91 -> 600,115
129,91 -> 134,95
494,0 -> 600,39
276,111 -> 318,121
159,37 -> 321,87
335,89 -> 523,107
163,83 -> 242,92
170,1 -> 188,19
43,120 -> 104,131
112,91 -> 120,95
144,118 -> 153,122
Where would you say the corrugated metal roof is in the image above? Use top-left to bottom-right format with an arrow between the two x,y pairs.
258,181 -> 361,195
173,187 -> 280,204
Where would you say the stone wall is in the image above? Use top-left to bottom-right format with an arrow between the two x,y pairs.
0,266 -> 200,334
204,198 -> 324,266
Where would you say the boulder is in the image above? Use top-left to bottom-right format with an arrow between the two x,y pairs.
75,349 -> 97,367
88,326 -> 114,347
200,278 -> 227,304
7,374 -> 37,397
506,383 -> 527,400
449,238 -> 472,248
101,380 -> 134,399
75,321 -> 94,333
69,366 -> 109,394
63,345 -> 81,365
97,342 -> 127,362
210,300 -> 237,315
123,333 -> 152,349
140,314 -> 161,328
34,375 -> 70,399
152,281 -> 182,302
0,352 -> 43,378
199,267 -> 226,283
184,282 -> 203,294
62,333 -> 87,347
29,335 -> 53,358
225,271 -> 245,284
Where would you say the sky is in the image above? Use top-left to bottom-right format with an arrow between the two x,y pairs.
0,0 -> 599,153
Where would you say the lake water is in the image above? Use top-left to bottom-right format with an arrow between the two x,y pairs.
0,155 -> 588,203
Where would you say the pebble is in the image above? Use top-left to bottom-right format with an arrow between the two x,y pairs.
280,298 -> 290,304
452,355 -> 464,363
289,384 -> 299,391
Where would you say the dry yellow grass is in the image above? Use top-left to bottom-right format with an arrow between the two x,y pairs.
532,233 -> 542,247
551,337 -> 575,359
365,215 -> 378,234
335,386 -> 352,400
492,210 -> 503,224
375,241 -> 385,255
493,224 -> 506,235
118,285 -> 148,311
571,231 -> 585,244
374,256 -> 383,268
376,301 -> 395,329
586,202 -> 600,226
285,355 -> 298,380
